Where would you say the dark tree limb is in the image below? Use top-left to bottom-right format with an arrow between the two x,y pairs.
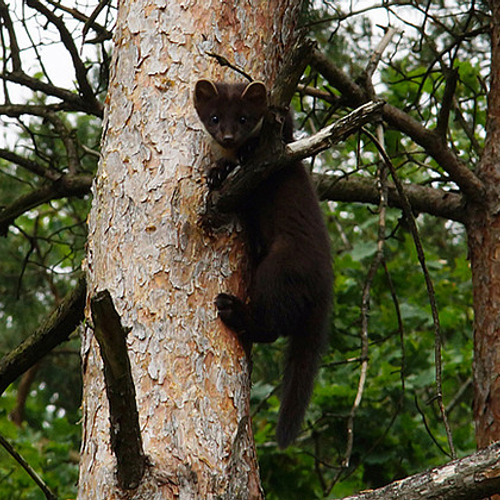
2,71 -> 103,116
0,103 -> 69,118
0,277 -> 86,395
0,0 -> 21,72
436,67 -> 459,142
0,0 -> 105,115
90,290 -> 146,491
0,148 -> 59,181
81,0 -> 112,42
270,37 -> 317,109
342,441 -> 500,500
314,173 -> 466,223
25,0 -> 103,116
45,0 -> 112,42
0,173 -> 92,236
10,365 -> 39,426
46,111 -> 81,174
207,52 -> 253,82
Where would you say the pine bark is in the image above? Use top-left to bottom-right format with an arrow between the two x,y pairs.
79,0 -> 302,498
469,0 -> 500,453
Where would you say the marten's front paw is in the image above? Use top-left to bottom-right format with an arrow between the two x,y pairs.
207,160 -> 237,190
215,293 -> 247,333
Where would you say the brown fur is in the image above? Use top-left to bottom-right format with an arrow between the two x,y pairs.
194,80 -> 333,448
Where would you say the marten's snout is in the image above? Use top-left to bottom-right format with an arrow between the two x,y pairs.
221,134 -> 236,147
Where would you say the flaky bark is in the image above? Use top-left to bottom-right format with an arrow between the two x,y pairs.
80,0 -> 302,498
469,0 -> 500,452
343,441 -> 500,500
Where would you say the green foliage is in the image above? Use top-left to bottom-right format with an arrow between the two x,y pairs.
254,199 -> 474,498
0,387 -> 80,499
0,45 -> 102,500
252,2 -> 484,497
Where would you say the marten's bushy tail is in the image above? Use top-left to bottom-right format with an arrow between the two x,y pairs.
276,317 -> 327,449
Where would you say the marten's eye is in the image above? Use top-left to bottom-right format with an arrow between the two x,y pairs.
211,115 -> 219,124
239,116 -> 247,124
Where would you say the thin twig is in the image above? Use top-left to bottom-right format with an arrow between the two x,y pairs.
362,26 -> 401,96
206,52 -> 253,81
0,432 -> 57,500
363,127 -> 456,460
0,277 -> 86,395
343,121 -> 389,470
415,396 -> 451,458
382,259 -> 406,393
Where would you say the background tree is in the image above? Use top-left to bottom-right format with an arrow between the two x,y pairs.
0,0 -> 499,499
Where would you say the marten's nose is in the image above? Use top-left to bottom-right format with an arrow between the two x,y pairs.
222,134 -> 235,146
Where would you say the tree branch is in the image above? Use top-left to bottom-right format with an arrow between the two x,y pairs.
365,128 -> 456,459
25,0 -> 102,116
0,0 -> 21,73
0,277 -> 86,396
310,47 -> 486,204
342,441 -> 500,500
90,290 -> 146,490
3,71 -> 103,117
0,432 -> 57,500
0,148 -> 59,181
45,0 -> 112,42
0,173 -> 93,236
287,100 -> 384,161
270,37 -> 317,109
45,111 -> 81,174
203,100 -> 384,225
314,173 -> 466,223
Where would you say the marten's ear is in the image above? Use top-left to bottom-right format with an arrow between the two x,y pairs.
241,81 -> 267,106
194,80 -> 219,106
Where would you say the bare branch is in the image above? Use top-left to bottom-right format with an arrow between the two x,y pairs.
0,0 -> 21,72
364,127 -> 456,459
337,123 -> 390,488
0,148 -> 59,181
0,277 -> 86,396
363,27 -> 401,84
310,47 -> 486,204
342,441 -> 500,500
0,173 -> 92,236
3,71 -> 103,116
0,432 -> 57,500
435,69 -> 459,142
25,0 -> 102,116
90,290 -> 147,490
286,100 -> 384,161
81,0 -> 112,42
45,111 -> 81,174
314,174 -> 466,223
270,37 -> 317,109
45,0 -> 112,42
207,52 -> 253,82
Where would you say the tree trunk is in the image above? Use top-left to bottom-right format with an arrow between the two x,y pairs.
78,0 -> 302,498
469,0 -> 500,453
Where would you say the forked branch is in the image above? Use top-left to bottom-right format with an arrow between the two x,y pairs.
204,100 -> 384,224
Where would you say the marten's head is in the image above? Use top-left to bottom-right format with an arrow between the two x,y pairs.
194,80 -> 267,151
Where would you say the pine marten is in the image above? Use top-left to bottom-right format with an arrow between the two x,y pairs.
194,79 -> 332,448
